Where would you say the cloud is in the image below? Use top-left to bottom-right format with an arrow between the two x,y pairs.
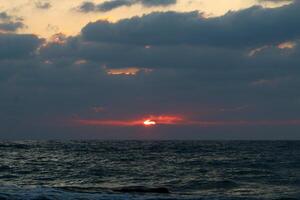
82,2 -> 300,47
74,115 -> 185,126
0,12 -> 25,32
78,0 -> 177,12
75,117 -> 300,127
96,0 -> 133,12
140,0 -> 177,7
0,12 -> 13,21
78,2 -> 98,12
35,1 -> 52,9
0,22 -> 24,32
105,67 -> 152,75
1,2 -> 300,139
0,34 -> 42,59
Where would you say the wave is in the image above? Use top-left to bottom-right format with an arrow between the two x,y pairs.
0,185 -> 297,200
58,185 -> 170,194
0,185 -> 176,200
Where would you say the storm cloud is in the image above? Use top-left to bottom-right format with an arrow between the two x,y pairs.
0,34 -> 42,59
1,1 -> 300,139
82,2 -> 300,47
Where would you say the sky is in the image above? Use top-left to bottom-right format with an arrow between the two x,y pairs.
0,0 -> 300,140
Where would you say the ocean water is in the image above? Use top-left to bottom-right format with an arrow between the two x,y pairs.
0,141 -> 299,200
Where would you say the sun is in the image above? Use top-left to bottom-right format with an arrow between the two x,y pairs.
143,119 -> 156,126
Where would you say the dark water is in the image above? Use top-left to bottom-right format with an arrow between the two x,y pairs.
0,141 -> 299,200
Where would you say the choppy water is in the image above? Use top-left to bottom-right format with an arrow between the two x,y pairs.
0,141 -> 299,200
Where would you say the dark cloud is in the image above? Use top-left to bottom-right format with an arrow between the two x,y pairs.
82,2 -> 300,47
98,0 -> 133,12
35,1 -> 52,9
1,2 -> 300,139
141,0 -> 177,7
0,34 -> 42,59
79,2 -> 98,12
0,12 -> 25,32
0,12 -> 13,21
78,0 -> 176,12
0,22 -> 24,32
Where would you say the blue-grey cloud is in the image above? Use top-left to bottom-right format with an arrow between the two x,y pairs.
97,0 -> 133,11
0,12 -> 25,32
1,2 -> 300,139
79,2 -> 98,12
82,2 -> 300,47
0,34 -> 42,59
0,22 -> 24,32
78,0 -> 177,12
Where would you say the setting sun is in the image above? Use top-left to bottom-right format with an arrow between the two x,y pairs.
143,119 -> 156,126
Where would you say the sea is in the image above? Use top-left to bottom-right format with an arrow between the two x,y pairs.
0,141 -> 299,200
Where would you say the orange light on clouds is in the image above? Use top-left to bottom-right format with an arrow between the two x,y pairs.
107,67 -> 141,76
149,115 -> 184,125
278,41 -> 296,49
105,67 -> 153,76
48,33 -> 67,44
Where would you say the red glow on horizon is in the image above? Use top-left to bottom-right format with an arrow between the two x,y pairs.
73,115 -> 300,127
75,115 -> 184,127
149,115 -> 184,125
76,119 -> 143,126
